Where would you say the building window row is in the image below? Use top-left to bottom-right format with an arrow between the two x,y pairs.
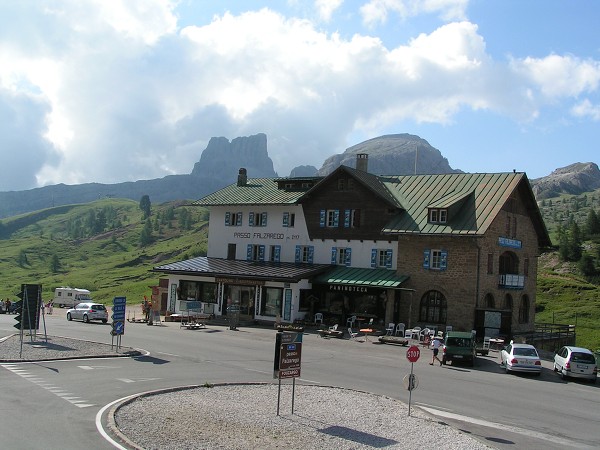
319,209 -> 361,228
226,211 -> 297,228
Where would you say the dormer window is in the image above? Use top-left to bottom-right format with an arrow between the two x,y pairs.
429,208 -> 448,224
337,179 -> 345,190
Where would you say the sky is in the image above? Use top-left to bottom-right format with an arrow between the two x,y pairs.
1,0 -> 600,192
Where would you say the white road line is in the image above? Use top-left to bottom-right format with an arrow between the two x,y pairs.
157,351 -> 180,357
417,405 -> 586,448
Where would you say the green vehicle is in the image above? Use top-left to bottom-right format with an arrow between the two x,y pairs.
442,331 -> 476,366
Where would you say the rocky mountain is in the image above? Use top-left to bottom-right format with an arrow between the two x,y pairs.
316,133 -> 461,176
531,162 -> 600,200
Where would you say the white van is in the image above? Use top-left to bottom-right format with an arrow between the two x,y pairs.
53,287 -> 92,308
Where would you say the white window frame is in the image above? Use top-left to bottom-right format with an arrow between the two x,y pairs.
430,249 -> 443,269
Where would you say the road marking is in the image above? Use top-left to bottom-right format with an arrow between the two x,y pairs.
417,405 -> 586,448
1,364 -> 96,408
77,365 -> 118,370
157,351 -> 180,357
116,377 -> 161,383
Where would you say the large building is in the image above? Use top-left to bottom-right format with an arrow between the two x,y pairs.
153,154 -> 551,339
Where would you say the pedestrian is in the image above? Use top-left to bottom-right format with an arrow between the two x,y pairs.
430,337 -> 443,366
48,300 -> 53,315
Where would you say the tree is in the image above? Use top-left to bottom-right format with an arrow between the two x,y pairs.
579,254 -> 597,277
49,253 -> 61,273
140,219 -> 153,246
18,250 -> 29,267
139,195 -> 151,219
586,208 -> 600,236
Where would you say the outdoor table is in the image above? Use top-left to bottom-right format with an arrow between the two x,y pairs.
360,328 -> 374,343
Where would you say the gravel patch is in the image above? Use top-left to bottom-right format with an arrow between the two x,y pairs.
113,384 -> 492,450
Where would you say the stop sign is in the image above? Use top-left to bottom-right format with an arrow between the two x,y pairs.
406,345 -> 420,363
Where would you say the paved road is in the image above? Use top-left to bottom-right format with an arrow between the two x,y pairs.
1,312 -> 598,449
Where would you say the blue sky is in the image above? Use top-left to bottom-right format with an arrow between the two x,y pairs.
1,0 -> 599,191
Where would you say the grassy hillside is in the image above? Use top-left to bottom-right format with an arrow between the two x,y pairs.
0,198 -> 208,307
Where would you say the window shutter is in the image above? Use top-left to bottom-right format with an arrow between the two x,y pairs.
331,247 -> 337,265
344,210 -> 351,228
282,212 -> 289,227
308,246 -> 314,264
247,245 -> 253,261
345,248 -> 352,266
274,245 -> 281,262
333,210 -> 340,227
236,212 -> 242,226
423,249 -> 430,269
225,212 -> 231,226
248,212 -> 254,227
371,249 -> 377,268
262,212 -> 267,226
440,250 -> 447,270
319,210 -> 326,227
259,245 -> 265,261
295,245 -> 301,263
385,249 -> 393,268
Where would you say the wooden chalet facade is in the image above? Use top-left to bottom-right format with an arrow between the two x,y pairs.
153,154 -> 551,339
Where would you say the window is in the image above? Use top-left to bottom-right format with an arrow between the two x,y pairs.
269,245 -> 281,262
249,212 -> 267,227
227,244 -> 236,260
337,179 -> 345,190
327,210 -> 340,227
423,249 -> 447,270
225,211 -> 242,226
295,245 -> 314,263
428,208 -> 448,223
419,290 -> 447,324
484,293 -> 495,308
347,179 -> 354,190
519,295 -> 530,323
344,209 -> 361,228
260,287 -> 283,317
331,247 -> 351,266
282,212 -> 295,227
247,244 -> 265,261
371,249 -> 393,268
178,281 -> 218,304
504,294 -> 513,310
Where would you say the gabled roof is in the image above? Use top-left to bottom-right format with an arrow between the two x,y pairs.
153,257 -> 331,282
191,178 -> 313,206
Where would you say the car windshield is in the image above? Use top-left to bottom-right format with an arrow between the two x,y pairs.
446,338 -> 470,347
514,348 -> 538,357
571,352 -> 595,364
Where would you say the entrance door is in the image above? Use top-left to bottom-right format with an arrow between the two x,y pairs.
224,285 -> 255,320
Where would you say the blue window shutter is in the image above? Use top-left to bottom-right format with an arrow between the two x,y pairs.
259,245 -> 265,261
262,212 -> 267,226
247,245 -> 253,261
344,210 -> 351,228
385,249 -> 393,268
345,248 -> 352,266
295,245 -> 301,263
274,245 -> 281,262
236,212 -> 242,226
423,249 -> 430,269
248,212 -> 254,227
283,212 -> 289,227
308,246 -> 314,264
333,210 -> 339,227
371,249 -> 377,267
331,247 -> 337,265
319,210 -> 326,227
225,212 -> 231,226
440,250 -> 448,270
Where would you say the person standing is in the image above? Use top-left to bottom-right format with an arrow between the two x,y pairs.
430,337 -> 443,366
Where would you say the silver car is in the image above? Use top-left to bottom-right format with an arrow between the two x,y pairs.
554,346 -> 597,383
66,302 -> 108,323
500,343 -> 542,375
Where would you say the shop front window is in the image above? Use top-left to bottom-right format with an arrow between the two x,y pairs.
261,287 -> 282,317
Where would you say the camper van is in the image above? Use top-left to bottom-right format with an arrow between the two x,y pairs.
53,287 -> 92,308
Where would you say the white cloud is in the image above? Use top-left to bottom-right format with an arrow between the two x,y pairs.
572,99 -> 600,121
360,0 -> 468,27
315,0 -> 343,22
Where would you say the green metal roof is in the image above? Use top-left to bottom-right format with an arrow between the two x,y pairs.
191,178 -> 309,206
312,266 -> 409,288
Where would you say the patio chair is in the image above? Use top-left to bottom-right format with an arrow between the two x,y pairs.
483,336 -> 491,350
385,323 -> 395,335
419,328 -> 431,342
348,327 -> 359,341
314,313 -> 323,326
411,326 -> 421,340
346,315 -> 356,327
329,324 -> 339,331
395,323 -> 405,337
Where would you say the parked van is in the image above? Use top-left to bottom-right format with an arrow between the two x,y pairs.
53,287 -> 92,308
442,331 -> 476,366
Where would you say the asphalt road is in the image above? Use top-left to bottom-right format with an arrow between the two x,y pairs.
1,312 -> 598,450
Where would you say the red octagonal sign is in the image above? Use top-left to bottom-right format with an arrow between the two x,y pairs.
406,345 -> 420,363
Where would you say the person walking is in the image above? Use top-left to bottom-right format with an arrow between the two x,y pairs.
430,337 -> 443,366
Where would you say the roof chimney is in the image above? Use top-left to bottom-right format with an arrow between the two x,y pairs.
237,168 -> 247,186
356,153 -> 368,172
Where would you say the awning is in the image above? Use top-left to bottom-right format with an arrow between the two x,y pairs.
312,266 -> 409,288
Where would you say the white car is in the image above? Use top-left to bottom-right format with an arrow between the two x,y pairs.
554,346 -> 597,383
500,343 -> 542,375
66,302 -> 108,323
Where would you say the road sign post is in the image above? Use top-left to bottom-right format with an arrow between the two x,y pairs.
274,331 -> 303,416
111,297 -> 126,350
405,345 -> 421,416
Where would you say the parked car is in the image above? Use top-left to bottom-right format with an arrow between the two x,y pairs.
554,346 -> 597,383
500,343 -> 542,375
442,331 -> 476,366
66,302 -> 108,323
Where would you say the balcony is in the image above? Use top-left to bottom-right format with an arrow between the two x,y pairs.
498,273 -> 525,289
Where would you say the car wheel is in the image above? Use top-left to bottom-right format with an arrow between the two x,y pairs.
505,365 -> 510,374
83,314 -> 89,323
442,356 -> 447,365
67,312 -> 72,321
102,319 -> 107,323
553,363 -> 557,372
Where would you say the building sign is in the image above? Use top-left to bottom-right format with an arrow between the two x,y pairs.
498,237 -> 522,249
283,289 -> 292,321
233,232 -> 285,240
216,278 -> 265,286
169,284 -> 177,311
328,284 -> 370,293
